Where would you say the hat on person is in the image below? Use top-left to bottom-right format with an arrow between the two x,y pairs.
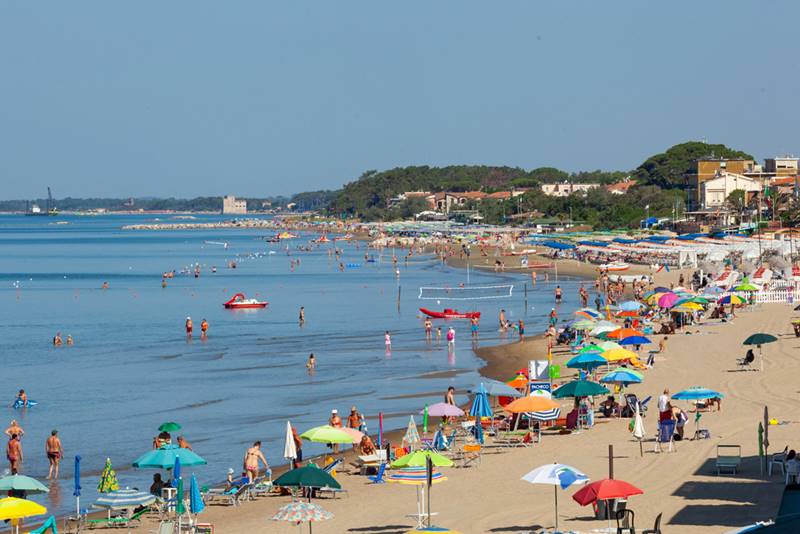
227,468 -> 235,475
187,316 -> 191,320
331,409 -> 338,414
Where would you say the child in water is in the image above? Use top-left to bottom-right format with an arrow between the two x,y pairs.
384,331 -> 392,350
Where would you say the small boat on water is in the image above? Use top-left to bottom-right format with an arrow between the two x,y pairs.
313,236 -> 331,243
278,232 -> 297,240
224,293 -> 268,309
419,308 -> 481,319
599,261 -> 630,272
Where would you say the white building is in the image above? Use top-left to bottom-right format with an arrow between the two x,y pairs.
701,172 -> 761,209
222,195 -> 247,215
541,183 -> 599,197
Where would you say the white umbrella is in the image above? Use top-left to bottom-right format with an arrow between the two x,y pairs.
403,416 -> 421,450
283,421 -> 297,464
632,402 -> 646,456
521,463 -> 589,531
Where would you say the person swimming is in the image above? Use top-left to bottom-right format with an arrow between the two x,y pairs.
14,390 -> 27,407
306,353 -> 316,372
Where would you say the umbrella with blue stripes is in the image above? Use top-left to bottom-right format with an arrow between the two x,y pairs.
94,489 -> 156,510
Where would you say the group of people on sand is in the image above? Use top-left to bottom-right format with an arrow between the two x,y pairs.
5,419 -> 63,479
52,332 -> 73,346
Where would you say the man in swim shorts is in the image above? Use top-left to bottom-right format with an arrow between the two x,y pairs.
7,433 -> 22,474
46,430 -> 63,479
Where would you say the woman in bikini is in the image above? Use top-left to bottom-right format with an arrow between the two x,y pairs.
242,441 -> 268,483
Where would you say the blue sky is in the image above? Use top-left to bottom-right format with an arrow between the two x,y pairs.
2,1 -> 799,199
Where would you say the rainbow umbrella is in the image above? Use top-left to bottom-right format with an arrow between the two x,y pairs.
387,466 -> 447,485
718,294 -> 745,305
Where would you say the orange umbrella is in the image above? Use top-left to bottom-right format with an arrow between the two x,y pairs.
607,328 -> 642,339
616,311 -> 639,318
504,396 -> 560,414
506,374 -> 528,389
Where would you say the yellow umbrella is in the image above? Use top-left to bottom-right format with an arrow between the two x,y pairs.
0,497 -> 47,534
602,347 -> 638,362
645,292 -> 665,305
674,302 -> 702,311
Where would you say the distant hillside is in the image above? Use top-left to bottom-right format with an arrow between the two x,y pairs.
635,141 -> 754,189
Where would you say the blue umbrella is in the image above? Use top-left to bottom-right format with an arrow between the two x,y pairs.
173,456 -> 181,487
189,474 -> 205,515
473,418 -> 484,444
619,301 -> 643,311
601,368 -> 642,385
74,455 -> 82,517
133,445 -> 206,469
469,383 -> 492,418
672,387 -> 724,401
432,429 -> 446,450
566,352 -> 607,371
619,335 -> 651,346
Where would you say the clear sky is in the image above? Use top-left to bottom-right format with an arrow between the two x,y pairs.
2,1 -> 799,199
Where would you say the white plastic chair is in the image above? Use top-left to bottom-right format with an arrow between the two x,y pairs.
785,461 -> 800,485
769,447 -> 788,477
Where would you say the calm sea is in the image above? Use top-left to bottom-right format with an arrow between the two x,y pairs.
0,214 -> 583,517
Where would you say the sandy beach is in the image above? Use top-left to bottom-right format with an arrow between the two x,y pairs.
101,265 -> 800,534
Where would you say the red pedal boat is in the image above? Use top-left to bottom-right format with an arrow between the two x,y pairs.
224,293 -> 268,309
419,307 -> 480,319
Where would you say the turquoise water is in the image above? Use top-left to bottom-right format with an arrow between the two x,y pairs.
0,214 -> 583,517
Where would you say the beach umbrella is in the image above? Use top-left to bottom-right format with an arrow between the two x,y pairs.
173,456 -> 181,487
590,323 -> 619,336
658,293 -> 679,308
283,421 -> 297,464
133,445 -> 207,469
274,464 -> 341,490
672,387 -> 724,401
578,344 -> 604,354
758,422 -> 765,476
607,328 -> 643,340
97,458 -> 119,493
338,426 -> 364,444
0,498 -> 47,534
73,455 -> 81,517
504,395 -> 560,414
506,374 -> 528,389
300,425 -> 353,444
619,335 -> 651,346
689,296 -> 710,304
522,463 -> 589,531
473,416 -> 484,444
619,301 -> 643,311
718,294 -> 745,305
175,476 -> 186,516
566,352 -> 607,371
423,405 -> 429,433
601,347 -> 638,363
575,308 -> 602,319
735,278 -> 759,291
632,402 -> 646,457
552,380 -> 609,399
423,403 -> 464,418
616,310 -> 639,318
388,465 -> 447,485
391,450 -> 454,468
189,474 -> 204,515
0,475 -> 48,495
471,379 -> 523,398
158,422 -> 181,433
598,341 -> 622,351
744,333 -> 778,371
572,477 -> 643,530
94,488 -> 156,510
404,416 -> 422,450
573,319 -> 596,331
469,384 -> 492,418
526,390 -> 561,422
600,368 -> 642,386
645,292 -> 666,305
272,501 -> 333,534
653,286 -> 670,293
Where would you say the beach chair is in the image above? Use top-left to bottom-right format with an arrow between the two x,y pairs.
786,461 -> 800,485
715,445 -> 742,475
225,483 -> 252,506
251,470 -> 274,497
769,447 -> 789,477
150,520 -> 175,534
654,420 -> 675,453
368,463 -> 386,484
615,509 -> 635,533
737,350 -> 755,370
202,485 -> 238,504
28,515 -> 57,534
457,443 -> 482,468
642,512 -> 663,534
86,507 -> 148,528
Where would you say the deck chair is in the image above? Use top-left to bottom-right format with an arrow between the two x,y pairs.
737,350 -> 755,370
152,520 -> 175,534
86,507 -> 147,528
368,463 -> 386,484
322,458 -> 342,475
615,509 -> 635,534
654,420 -> 675,453
226,483 -> 252,506
27,515 -> 57,534
251,470 -> 274,497
642,512 -> 663,534
715,445 -> 742,475
458,443 -> 481,468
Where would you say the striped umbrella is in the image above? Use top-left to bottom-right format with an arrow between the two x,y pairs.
387,466 -> 447,485
404,416 -> 421,450
528,390 -> 561,422
94,488 -> 156,510
272,501 -> 333,533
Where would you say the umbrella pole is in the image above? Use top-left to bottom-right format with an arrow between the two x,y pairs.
554,485 -> 559,531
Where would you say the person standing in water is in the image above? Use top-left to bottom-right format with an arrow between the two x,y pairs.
185,317 -> 193,338
299,307 -> 305,325
384,331 -> 392,351
470,316 -> 479,339
424,318 -> 433,341
46,430 -> 63,479
242,441 -> 268,483
7,433 -> 22,474
446,327 -> 455,348
555,285 -> 563,304
306,353 -> 316,373
518,319 -> 525,342
200,319 -> 209,339
328,409 -> 342,453
499,309 -> 506,331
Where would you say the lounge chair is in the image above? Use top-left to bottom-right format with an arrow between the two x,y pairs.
715,444 -> 742,475
654,420 -> 675,453
150,520 -> 175,534
615,509 -> 635,534
86,507 -> 148,528
624,394 -> 650,417
251,471 -> 274,497
27,515 -> 57,534
225,483 -> 252,506
322,458 -> 342,475
642,512 -> 662,534
368,463 -> 386,484
317,485 -> 349,498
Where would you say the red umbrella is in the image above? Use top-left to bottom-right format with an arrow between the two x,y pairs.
572,479 -> 643,506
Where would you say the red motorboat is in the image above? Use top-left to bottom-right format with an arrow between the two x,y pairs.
419,307 -> 481,319
224,293 -> 268,309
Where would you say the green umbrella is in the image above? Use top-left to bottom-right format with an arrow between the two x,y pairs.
598,341 -> 622,351
300,425 -> 353,444
97,458 -> 119,493
391,449 -> 454,468
578,344 -> 604,354
422,405 -> 429,434
273,464 -> 341,489
743,333 -> 778,346
735,278 -> 759,292
0,475 -> 49,494
158,422 -> 181,433
133,445 -> 207,469
175,476 -> 185,515
552,380 -> 610,399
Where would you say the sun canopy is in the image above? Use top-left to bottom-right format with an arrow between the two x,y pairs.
133,445 -> 206,469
